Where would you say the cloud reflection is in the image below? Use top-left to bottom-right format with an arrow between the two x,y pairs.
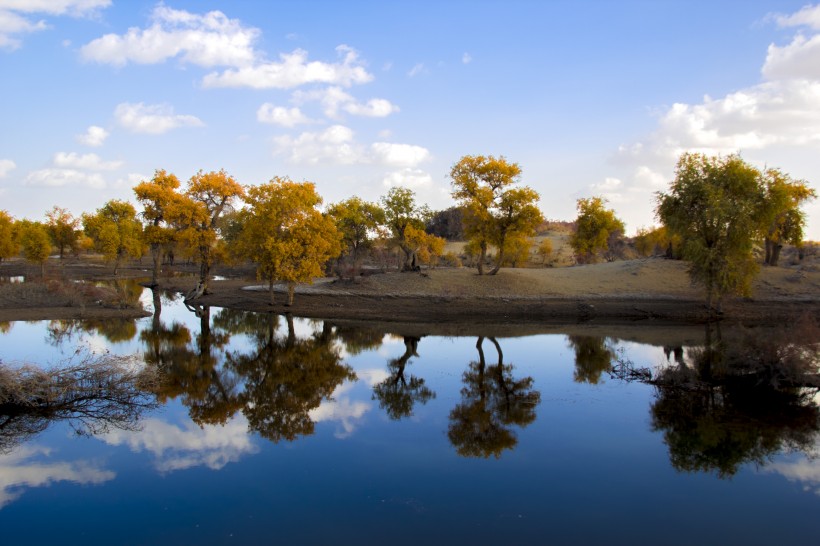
103,416 -> 258,472
0,445 -> 114,509
309,383 -> 370,439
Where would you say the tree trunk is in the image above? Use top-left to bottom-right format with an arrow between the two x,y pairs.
268,278 -> 275,305
199,243 -> 211,295
150,242 -> 161,286
488,242 -> 505,275
287,283 -> 295,306
477,242 -> 487,275
764,238 -> 773,265
770,243 -> 783,267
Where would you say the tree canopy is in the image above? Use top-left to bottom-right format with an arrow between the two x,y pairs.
380,186 -> 431,272
450,155 -> 543,275
657,153 -> 764,310
569,197 -> 625,263
82,200 -> 144,275
133,169 -> 182,285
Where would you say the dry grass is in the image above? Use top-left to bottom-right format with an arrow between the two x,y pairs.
0,280 -> 139,310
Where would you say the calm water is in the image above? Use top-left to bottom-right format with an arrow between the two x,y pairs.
1,282 -> 819,545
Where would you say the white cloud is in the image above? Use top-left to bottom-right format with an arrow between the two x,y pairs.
0,0 -> 108,50
80,4 -> 258,68
256,103 -> 313,127
24,168 -> 106,188
763,35 -> 820,80
462,52 -> 472,64
309,383 -> 370,439
53,151 -> 121,170
0,445 -> 114,508
407,63 -> 425,77
274,125 -> 430,168
293,86 -> 399,119
76,125 -> 109,147
202,44 -> 373,89
0,158 -> 15,177
274,125 -> 365,165
103,416 -> 258,472
773,4 -> 820,30
382,168 -> 433,188
371,142 -> 430,167
115,102 -> 204,134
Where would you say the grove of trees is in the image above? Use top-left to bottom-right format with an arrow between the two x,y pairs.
0,151 -> 815,310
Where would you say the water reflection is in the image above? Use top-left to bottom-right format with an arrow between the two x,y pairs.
0,354 -> 159,453
567,335 -> 616,384
448,336 -> 541,459
645,320 -> 820,478
372,336 -> 435,420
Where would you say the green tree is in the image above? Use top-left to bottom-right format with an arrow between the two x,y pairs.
82,200 -> 144,275
134,169 -> 182,286
44,206 -> 80,260
380,186 -> 431,271
0,211 -> 18,263
17,220 -> 52,277
234,177 -> 342,306
570,196 -> 625,263
759,169 -> 816,266
450,155 -> 544,275
656,153 -> 764,311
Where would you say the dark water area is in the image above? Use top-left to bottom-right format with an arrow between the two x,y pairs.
1,282 -> 819,545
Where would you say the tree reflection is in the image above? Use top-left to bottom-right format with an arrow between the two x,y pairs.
372,336 -> 435,420
567,335 -> 615,384
226,313 -> 356,442
647,320 -> 820,477
0,354 -> 159,453
448,337 -> 540,458
148,298 -> 242,426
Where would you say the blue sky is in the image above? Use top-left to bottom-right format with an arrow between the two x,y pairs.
1,0 -> 819,238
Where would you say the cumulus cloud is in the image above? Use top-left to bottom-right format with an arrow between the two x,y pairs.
103,416 -> 258,472
0,445 -> 114,508
371,142 -> 430,167
595,3 -> 820,233
293,86 -> 399,119
274,125 -> 430,168
24,167 -> 106,188
382,168 -> 433,188
0,0 -> 108,50
256,104 -> 313,127
76,125 -> 109,147
309,383 -> 370,439
202,44 -> 373,89
274,125 -> 365,165
115,102 -> 204,134
80,4 -> 258,67
0,158 -> 15,177
53,151 -> 122,170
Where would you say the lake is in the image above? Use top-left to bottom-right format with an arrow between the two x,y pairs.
1,282 -> 819,545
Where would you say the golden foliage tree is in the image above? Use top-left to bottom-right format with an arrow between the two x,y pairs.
17,220 -> 52,277
450,155 -> 543,275
570,196 -> 625,263
759,169 -> 816,266
82,200 -> 144,275
44,206 -> 80,260
0,211 -> 18,263
380,186 -> 431,271
404,225 -> 446,270
176,169 -> 244,298
235,177 -> 342,305
133,169 -> 182,286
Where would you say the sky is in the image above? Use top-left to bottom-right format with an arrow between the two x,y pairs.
1,0 -> 819,238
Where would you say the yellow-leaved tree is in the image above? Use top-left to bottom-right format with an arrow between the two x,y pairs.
0,211 -> 18,263
174,169 -> 244,299
82,200 -> 144,275
234,177 -> 342,306
133,169 -> 182,286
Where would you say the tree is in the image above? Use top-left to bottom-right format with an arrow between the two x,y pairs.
759,169 -> 816,266
234,177 -> 342,306
450,155 -> 543,275
44,206 -> 80,260
426,206 -> 465,240
134,169 -> 182,286
326,196 -> 385,277
536,238 -> 553,265
380,186 -> 431,271
634,226 -> 680,258
0,211 -> 18,263
404,225 -> 446,270
569,196 -> 625,263
82,200 -> 144,275
17,220 -> 51,277
656,153 -> 764,311
176,169 -> 244,298
372,337 -> 435,420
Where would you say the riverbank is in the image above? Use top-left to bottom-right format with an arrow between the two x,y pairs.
1,257 -> 818,324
